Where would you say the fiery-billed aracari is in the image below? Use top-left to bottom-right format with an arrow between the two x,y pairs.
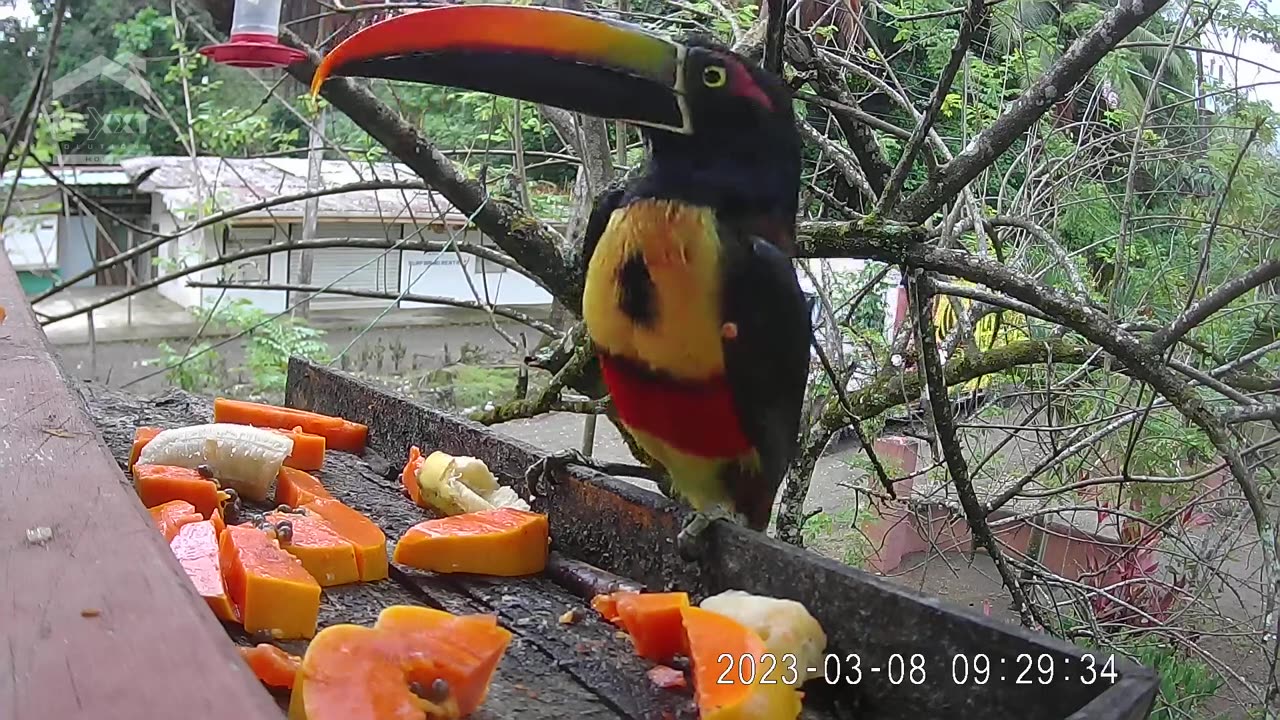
310,5 -> 812,556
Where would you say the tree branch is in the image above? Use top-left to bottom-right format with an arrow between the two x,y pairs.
212,12 -> 587,310
1148,259 -> 1280,353
35,237 -> 532,325
893,0 -> 1175,222
470,335 -> 599,424
877,0 -> 986,215
187,281 -> 560,336
908,267 -> 1045,629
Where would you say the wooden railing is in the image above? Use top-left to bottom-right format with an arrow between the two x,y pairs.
0,252 -> 281,720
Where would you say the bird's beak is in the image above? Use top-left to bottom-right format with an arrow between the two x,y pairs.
310,5 -> 692,135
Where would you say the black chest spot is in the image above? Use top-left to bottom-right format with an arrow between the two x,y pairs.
617,253 -> 657,327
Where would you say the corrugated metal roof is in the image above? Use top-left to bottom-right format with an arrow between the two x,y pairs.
0,165 -> 134,187
118,155 -> 469,224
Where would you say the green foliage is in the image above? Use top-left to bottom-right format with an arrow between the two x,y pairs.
1072,637 -> 1224,720
425,364 -> 522,411
144,299 -> 329,400
801,504 -> 878,566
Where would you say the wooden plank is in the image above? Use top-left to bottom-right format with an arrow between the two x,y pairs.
285,358 -> 1161,720
0,255 -> 283,719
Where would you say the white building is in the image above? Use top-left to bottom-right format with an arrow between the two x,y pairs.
3,156 -> 557,315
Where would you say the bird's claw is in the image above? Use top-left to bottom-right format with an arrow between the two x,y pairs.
677,506 -> 744,562
524,449 -> 592,498
524,449 -> 662,497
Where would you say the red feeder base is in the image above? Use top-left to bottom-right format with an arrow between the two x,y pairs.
199,32 -> 306,68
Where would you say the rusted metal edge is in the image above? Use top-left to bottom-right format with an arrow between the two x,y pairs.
285,358 -> 1159,720
0,254 -> 281,720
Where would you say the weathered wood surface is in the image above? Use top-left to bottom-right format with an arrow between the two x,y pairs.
0,255 -> 282,720
287,358 -> 1161,720
83,383 -> 778,720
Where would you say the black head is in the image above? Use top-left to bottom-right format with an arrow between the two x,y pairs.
638,35 -> 801,221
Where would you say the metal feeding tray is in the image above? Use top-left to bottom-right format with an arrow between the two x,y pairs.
281,358 -> 1160,720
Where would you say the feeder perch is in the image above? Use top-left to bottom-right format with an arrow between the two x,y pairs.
199,0 -> 305,68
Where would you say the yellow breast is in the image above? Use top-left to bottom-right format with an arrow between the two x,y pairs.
581,199 -> 726,380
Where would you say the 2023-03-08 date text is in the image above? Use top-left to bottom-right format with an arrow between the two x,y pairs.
712,651 -> 1121,687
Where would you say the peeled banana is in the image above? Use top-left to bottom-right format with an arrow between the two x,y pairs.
412,451 -> 530,516
700,589 -> 828,685
137,422 -> 294,502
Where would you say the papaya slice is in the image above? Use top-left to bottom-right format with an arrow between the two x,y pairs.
681,606 -> 802,720
302,497 -> 388,582
130,426 -> 162,470
265,509 -> 360,587
169,520 -> 238,623
375,606 -> 511,716
149,499 -> 203,542
277,426 -> 326,471
240,643 -> 302,689
214,397 -> 368,453
401,445 -> 426,506
275,466 -> 334,508
590,590 -> 632,627
135,464 -> 228,519
211,507 -> 227,536
614,592 -> 691,663
219,524 -> 321,640
393,507 -> 548,577
289,606 -> 511,720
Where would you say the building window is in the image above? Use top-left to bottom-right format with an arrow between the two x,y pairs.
222,226 -> 274,282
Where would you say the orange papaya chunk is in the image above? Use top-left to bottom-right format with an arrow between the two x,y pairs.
289,607 -> 512,720
214,397 -> 367,453
265,509 -> 360,587
590,590 -> 634,627
219,524 -> 321,639
135,464 -> 227,519
393,507 -> 548,577
288,624 -> 434,720
169,520 -> 238,623
240,643 -> 302,689
614,592 -> 691,663
301,497 -> 388,582
275,427 -> 327,471
681,606 -> 802,720
211,507 -> 226,536
275,466 -> 334,508
149,499 -> 203,542
401,446 -> 425,506
130,426 -> 162,470
375,606 -> 511,716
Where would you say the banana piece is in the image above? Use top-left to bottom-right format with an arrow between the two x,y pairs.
452,455 -> 500,495
414,451 -> 494,516
413,450 -> 530,515
700,590 -> 828,685
137,422 -> 294,503
485,485 -> 531,512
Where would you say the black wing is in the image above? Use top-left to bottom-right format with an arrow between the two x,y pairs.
719,231 -> 813,527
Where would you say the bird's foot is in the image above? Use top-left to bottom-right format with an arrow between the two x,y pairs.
677,505 -> 746,562
524,449 -> 662,497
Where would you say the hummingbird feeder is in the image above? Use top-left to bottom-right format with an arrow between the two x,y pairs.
199,0 -> 306,68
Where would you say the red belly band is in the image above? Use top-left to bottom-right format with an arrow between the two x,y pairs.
599,354 -> 753,458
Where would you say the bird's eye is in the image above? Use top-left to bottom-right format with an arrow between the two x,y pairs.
702,65 -> 727,88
